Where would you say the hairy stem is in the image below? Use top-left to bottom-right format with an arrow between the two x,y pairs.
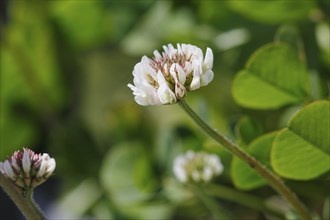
178,99 -> 311,220
0,174 -> 46,220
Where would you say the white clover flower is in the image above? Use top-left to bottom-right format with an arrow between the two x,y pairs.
173,150 -> 223,184
128,43 -> 214,105
0,148 -> 56,189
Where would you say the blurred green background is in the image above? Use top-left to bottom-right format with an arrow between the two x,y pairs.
0,0 -> 329,219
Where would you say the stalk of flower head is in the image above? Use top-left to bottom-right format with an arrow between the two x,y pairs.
128,43 -> 311,220
0,148 -> 56,220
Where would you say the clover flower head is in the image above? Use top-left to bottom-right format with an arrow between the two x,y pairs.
173,150 -> 223,183
0,148 -> 56,189
128,43 -> 214,105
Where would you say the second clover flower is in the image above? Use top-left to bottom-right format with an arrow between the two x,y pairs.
173,151 -> 223,184
128,43 -> 214,106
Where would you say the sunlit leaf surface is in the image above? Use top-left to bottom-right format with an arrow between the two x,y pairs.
233,43 -> 310,109
272,101 -> 330,180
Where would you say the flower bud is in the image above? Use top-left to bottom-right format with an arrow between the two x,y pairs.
0,148 -> 56,189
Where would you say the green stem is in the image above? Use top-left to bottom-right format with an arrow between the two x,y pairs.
0,173 -> 46,220
205,183 -> 284,218
25,188 -> 47,220
178,99 -> 311,220
192,185 -> 227,219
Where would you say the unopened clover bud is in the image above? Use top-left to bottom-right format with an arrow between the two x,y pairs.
173,150 -> 223,184
0,148 -> 56,189
128,43 -> 214,105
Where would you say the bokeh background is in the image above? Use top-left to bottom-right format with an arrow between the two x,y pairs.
1,0 -> 329,219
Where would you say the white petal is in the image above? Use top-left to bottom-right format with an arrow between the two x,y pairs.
187,45 -> 203,62
189,58 -> 203,90
203,47 -> 213,70
167,44 -> 176,57
22,149 -> 31,175
11,158 -> 20,171
175,64 -> 186,85
153,50 -> 162,60
186,151 -> 195,159
176,43 -> 182,54
200,70 -> 214,86
141,56 -> 151,66
45,158 -> 56,178
170,64 -> 179,83
157,85 -> 176,104
214,161 -> 224,175
42,153 -> 50,160
157,72 -> 176,104
203,167 -> 213,182
129,84 -> 160,106
0,162 -> 4,174
190,71 -> 200,90
163,44 -> 175,57
209,155 -> 223,175
127,83 -> 136,92
169,65 -> 186,99
184,62 -> 193,77
3,161 -> 16,180
175,82 -> 186,99
134,96 -> 149,106
173,160 -> 187,183
37,160 -> 46,178
209,155 -> 220,164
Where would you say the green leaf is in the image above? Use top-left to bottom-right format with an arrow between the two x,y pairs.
7,1 -> 67,110
50,119 -> 101,181
100,142 -> 157,206
232,43 -> 310,109
289,101 -> 330,154
274,25 -> 305,62
316,22 -> 330,57
120,1 -> 171,55
99,142 -> 168,219
0,111 -> 37,160
0,44 -> 38,159
235,116 -> 263,145
134,151 -> 158,193
121,203 -> 172,220
228,1 -> 314,24
231,132 -> 277,190
50,1 -> 112,48
271,101 -> 330,180
54,179 -> 103,218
